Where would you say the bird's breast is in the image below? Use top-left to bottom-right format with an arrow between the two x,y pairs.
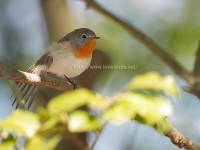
48,52 -> 92,78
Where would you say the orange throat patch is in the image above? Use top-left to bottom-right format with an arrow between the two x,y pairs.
75,39 -> 96,58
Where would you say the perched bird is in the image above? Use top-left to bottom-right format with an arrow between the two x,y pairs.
12,28 -> 100,109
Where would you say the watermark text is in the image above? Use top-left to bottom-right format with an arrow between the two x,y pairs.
73,65 -> 138,70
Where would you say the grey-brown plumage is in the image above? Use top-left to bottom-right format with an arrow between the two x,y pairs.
12,53 -> 53,109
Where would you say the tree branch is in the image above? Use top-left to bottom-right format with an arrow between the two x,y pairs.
165,125 -> 200,150
64,131 -> 89,150
83,0 -> 194,86
183,42 -> 200,99
0,66 -> 74,92
193,41 -> 200,76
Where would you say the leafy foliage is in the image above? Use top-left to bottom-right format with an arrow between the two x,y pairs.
127,71 -> 179,98
68,110 -> 101,132
0,110 -> 40,138
0,72 -> 178,149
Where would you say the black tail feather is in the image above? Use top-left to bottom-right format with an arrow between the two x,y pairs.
27,86 -> 40,109
12,83 -> 40,109
11,52 -> 53,109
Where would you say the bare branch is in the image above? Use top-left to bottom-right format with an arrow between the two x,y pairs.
83,0 -> 194,85
91,123 -> 107,150
165,125 -> 200,150
64,131 -> 90,150
0,67 -> 73,92
193,41 -> 200,76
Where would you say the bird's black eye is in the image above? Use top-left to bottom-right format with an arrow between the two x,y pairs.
81,34 -> 87,39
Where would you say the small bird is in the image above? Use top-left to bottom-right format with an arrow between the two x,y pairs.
12,28 -> 100,109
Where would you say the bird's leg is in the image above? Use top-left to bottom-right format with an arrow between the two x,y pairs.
64,75 -> 78,90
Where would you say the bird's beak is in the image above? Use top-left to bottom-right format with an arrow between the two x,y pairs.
91,36 -> 100,39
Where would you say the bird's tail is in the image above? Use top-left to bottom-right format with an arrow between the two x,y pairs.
11,52 -> 53,109
12,83 -> 40,109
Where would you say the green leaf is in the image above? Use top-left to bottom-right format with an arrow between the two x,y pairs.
127,72 -> 179,98
103,93 -> 172,126
37,107 -> 49,121
124,93 -> 172,125
48,89 -> 107,115
0,130 -> 16,150
26,135 -> 60,150
40,116 -> 59,132
0,140 -> 15,150
0,110 -> 40,138
87,93 -> 108,110
103,98 -> 136,123
68,110 -> 101,132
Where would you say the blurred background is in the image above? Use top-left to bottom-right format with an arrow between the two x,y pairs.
0,0 -> 200,149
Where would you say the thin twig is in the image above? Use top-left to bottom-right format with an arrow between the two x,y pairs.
83,0 -> 194,85
193,41 -> 200,76
179,42 -> 200,99
91,132 -> 100,150
91,123 -> 107,150
165,125 -> 200,150
65,132 -> 90,150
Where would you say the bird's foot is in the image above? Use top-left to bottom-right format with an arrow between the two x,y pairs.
64,75 -> 78,90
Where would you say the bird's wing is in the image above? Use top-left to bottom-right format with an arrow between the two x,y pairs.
12,52 -> 53,109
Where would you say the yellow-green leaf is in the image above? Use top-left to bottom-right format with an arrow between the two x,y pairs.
0,141 -> 15,150
103,98 -> 136,123
127,72 -> 179,98
0,110 -> 40,138
26,135 -> 60,150
40,116 -> 59,132
103,93 -> 172,126
48,89 -> 107,115
48,89 -> 93,115
68,110 -> 101,132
